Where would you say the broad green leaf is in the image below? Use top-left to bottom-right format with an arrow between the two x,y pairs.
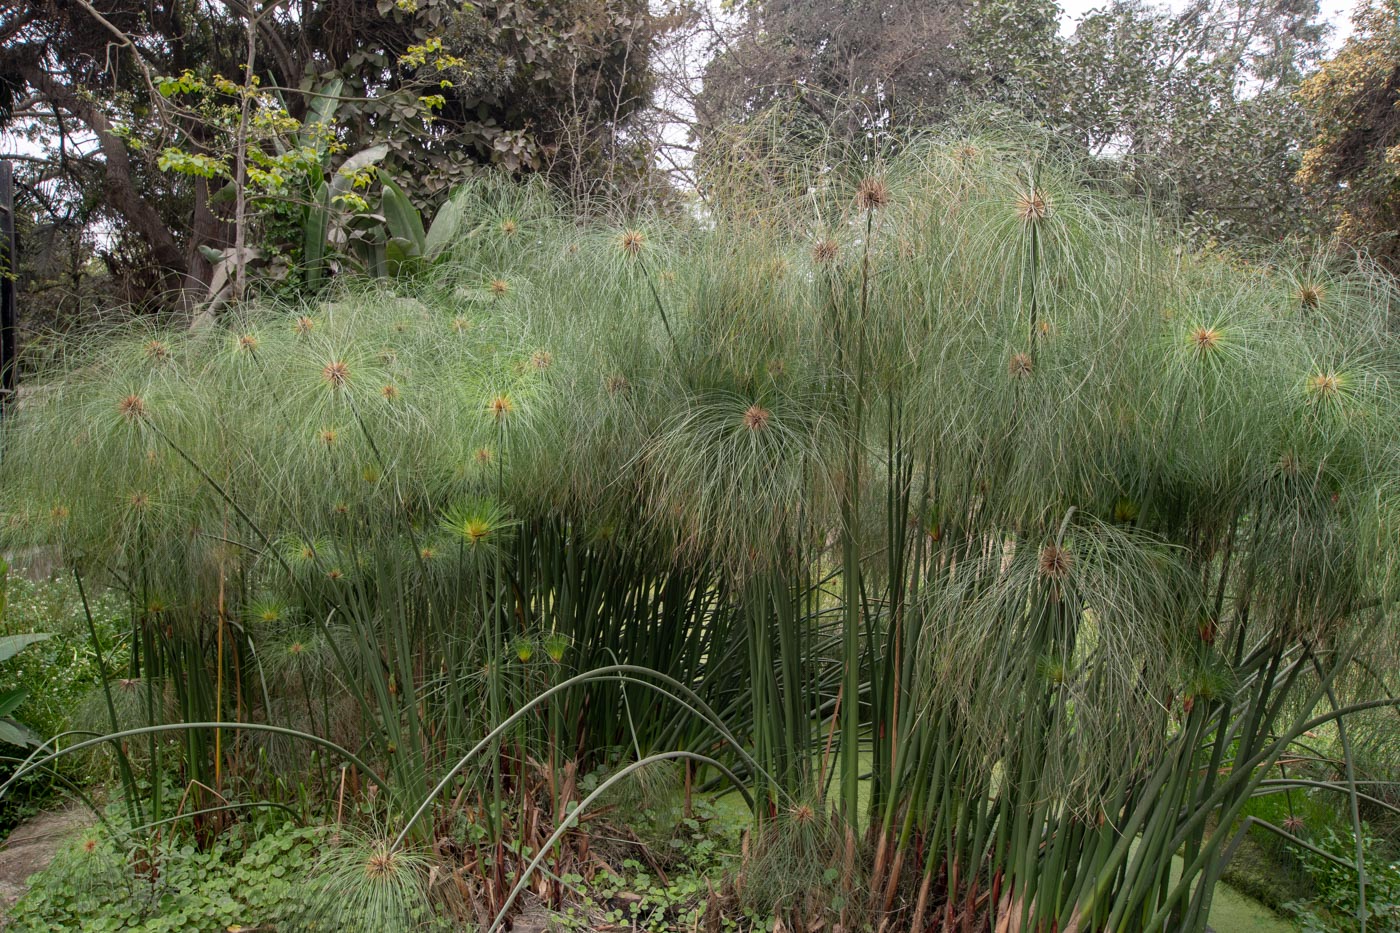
298,78 -> 345,151
379,173 -> 426,257
385,237 -> 422,278
304,181 -> 331,288
0,717 -> 39,748
425,193 -> 465,261
0,686 -> 27,720
330,144 -> 389,197
0,633 -> 50,664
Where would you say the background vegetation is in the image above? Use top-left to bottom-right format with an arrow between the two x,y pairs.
2,129 -> 1399,929
3,1 -> 1400,931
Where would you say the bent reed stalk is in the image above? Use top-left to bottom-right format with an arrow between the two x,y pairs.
3,124 -> 1400,931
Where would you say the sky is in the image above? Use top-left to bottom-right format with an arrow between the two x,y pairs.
1057,0 -> 1362,44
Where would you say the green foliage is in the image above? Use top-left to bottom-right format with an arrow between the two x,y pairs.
1298,0 -> 1400,271
3,137 -> 1400,932
2,0 -> 670,314
0,574 -> 127,835
10,818 -> 327,932
1287,826 -> 1400,932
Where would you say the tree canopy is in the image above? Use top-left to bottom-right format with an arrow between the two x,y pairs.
0,0 -> 667,312
1298,0 -> 1400,270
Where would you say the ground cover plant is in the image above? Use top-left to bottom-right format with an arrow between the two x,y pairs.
3,129 -> 1400,931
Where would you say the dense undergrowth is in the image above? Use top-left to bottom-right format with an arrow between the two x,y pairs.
3,129 -> 1400,931
0,575 -> 126,835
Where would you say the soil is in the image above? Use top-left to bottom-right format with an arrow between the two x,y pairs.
0,805 -> 87,923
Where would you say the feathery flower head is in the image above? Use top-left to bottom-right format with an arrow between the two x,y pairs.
1188,326 -> 1222,356
742,404 -> 771,432
856,177 -> 890,211
1306,370 -> 1344,400
1008,352 -> 1033,379
1297,282 -> 1325,310
544,632 -> 570,662
490,278 -> 510,297
1015,189 -> 1050,223
1038,543 -> 1072,579
294,315 -> 316,336
440,498 -> 515,551
488,395 -> 513,420
236,333 -> 260,354
118,394 -> 147,422
322,360 -> 352,391
619,229 -> 645,258
1112,497 -> 1140,524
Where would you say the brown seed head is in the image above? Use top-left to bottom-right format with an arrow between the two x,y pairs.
1308,371 -> 1342,399
530,350 -> 553,370
856,177 -> 890,211
812,239 -> 840,264
237,333 -> 259,354
129,491 -> 149,511
742,404 -> 771,431
488,395 -> 513,419
789,803 -> 815,823
1298,282 -> 1325,309
474,447 -> 493,464
118,394 -> 147,422
294,315 -> 315,336
365,849 -> 397,879
1038,544 -> 1072,579
490,278 -> 510,297
320,428 -> 338,445
1016,190 -> 1050,223
1189,326 -> 1221,354
322,360 -> 351,390
500,218 -> 518,236
451,316 -> 471,334
145,340 -> 171,363
604,374 -> 629,397
618,229 -> 645,258
1008,352 -> 1033,379
381,383 -> 400,400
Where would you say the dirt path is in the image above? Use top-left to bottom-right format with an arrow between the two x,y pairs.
0,806 -> 87,920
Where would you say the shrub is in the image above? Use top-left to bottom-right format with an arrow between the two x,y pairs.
10,817 -> 325,932
0,575 -> 126,835
1288,825 -> 1400,933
